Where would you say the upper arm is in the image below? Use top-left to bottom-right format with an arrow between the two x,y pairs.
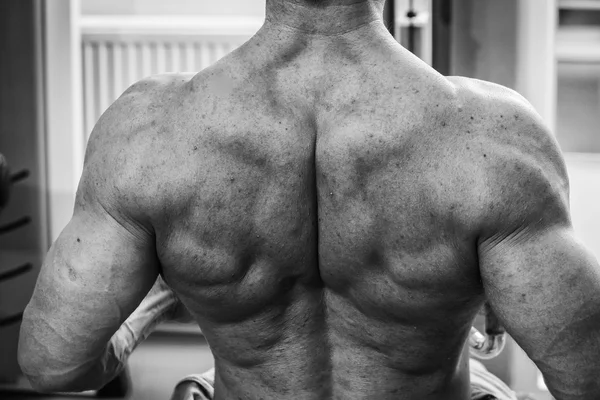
17,77 -> 176,386
481,226 -> 600,399
475,91 -> 600,399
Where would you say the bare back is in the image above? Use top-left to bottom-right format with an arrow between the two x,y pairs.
18,6 -> 600,399
120,23 -> 493,400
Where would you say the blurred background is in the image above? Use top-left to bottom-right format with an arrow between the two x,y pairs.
1,0 -> 599,399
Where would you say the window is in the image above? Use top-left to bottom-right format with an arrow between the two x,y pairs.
556,0 -> 600,154
395,0 -> 432,65
557,62 -> 600,152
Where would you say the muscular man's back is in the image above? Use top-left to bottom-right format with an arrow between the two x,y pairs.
115,21 -> 504,399
18,1 -> 600,399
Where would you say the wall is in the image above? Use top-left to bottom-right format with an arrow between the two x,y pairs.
450,0 -> 518,88
0,0 -> 47,383
450,0 -> 557,128
450,2 -> 597,398
451,0 -> 598,257
566,154 -> 600,259
450,3 -> 521,387
81,0 -> 265,17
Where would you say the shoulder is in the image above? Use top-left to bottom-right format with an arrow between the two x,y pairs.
445,77 -> 571,238
88,73 -> 194,146
447,76 -> 563,166
86,73 -> 194,152
78,73 -> 195,229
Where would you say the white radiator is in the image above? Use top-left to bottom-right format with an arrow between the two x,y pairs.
80,15 -> 262,139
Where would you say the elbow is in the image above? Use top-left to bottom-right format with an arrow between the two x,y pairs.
17,337 -> 59,393
537,364 -> 600,400
18,349 -> 101,393
545,378 -> 600,400
18,326 -> 103,393
17,340 -> 50,392
20,369 -> 104,394
17,319 -> 62,392
18,357 -> 81,394
22,373 -> 72,394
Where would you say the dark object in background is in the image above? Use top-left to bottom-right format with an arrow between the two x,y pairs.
0,153 -> 29,213
432,0 -> 452,75
0,153 -> 10,211
383,0 -> 396,38
0,151 -> 130,397
0,152 -> 31,328
0,153 -> 31,236
406,0 -> 417,54
97,369 -> 131,398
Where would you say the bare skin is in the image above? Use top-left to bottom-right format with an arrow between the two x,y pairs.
18,1 -> 600,399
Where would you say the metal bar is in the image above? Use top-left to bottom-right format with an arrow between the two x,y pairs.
432,0 -> 452,75
113,42 -> 123,99
141,42 -> 152,78
0,312 -> 23,328
0,263 -> 33,281
10,169 -> 30,184
170,43 -> 181,72
157,42 -> 167,74
98,41 -> 110,114
407,0 -> 417,54
215,43 -> 227,63
200,41 -> 211,70
127,42 -> 137,87
0,216 -> 32,235
83,41 -> 96,138
185,42 -> 195,72
383,0 -> 396,38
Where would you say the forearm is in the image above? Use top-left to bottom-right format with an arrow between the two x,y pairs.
545,376 -> 600,400
542,358 -> 600,400
20,277 -> 180,393
536,324 -> 600,400
23,345 -> 127,394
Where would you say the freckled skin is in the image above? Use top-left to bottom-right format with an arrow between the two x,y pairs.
135,29 -> 492,399
20,10 -> 600,400
78,28 -> 578,400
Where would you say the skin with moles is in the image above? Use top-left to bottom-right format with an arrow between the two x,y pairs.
18,1 -> 600,399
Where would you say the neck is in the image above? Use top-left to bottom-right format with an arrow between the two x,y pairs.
264,0 -> 386,36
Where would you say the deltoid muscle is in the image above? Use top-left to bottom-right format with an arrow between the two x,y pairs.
469,302 -> 506,359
